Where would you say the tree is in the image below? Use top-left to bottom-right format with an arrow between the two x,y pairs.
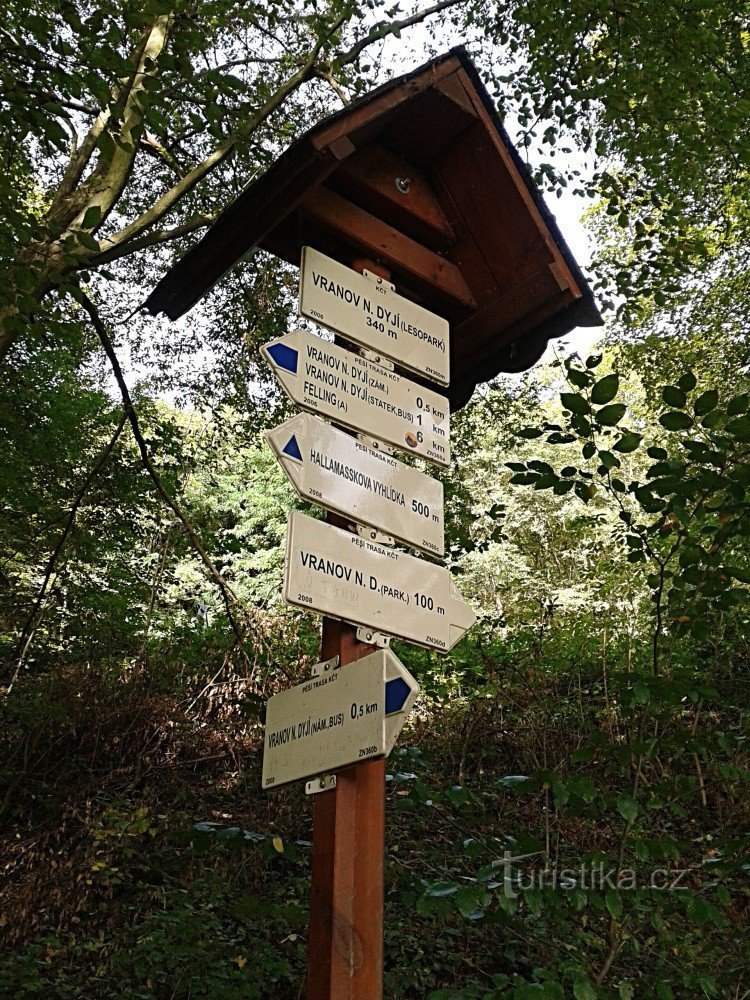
475,0 -> 750,313
0,0 -> 467,367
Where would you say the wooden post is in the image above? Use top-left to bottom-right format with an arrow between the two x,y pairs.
307,619 -> 383,999
307,260 -> 391,1000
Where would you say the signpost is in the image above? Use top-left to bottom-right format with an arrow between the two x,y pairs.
266,261 -> 471,1000
267,413 -> 445,556
146,49 -> 601,1000
284,511 -> 476,652
299,246 -> 450,386
262,649 -> 418,790
261,328 -> 450,466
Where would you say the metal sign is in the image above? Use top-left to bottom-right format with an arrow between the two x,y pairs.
261,329 -> 450,466
267,413 -> 445,557
262,649 -> 418,790
284,511 -> 476,652
299,246 -> 450,386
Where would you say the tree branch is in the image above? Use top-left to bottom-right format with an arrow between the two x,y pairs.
5,411 -> 128,694
74,288 -> 249,651
47,18 -> 170,226
95,18 -> 342,256
335,0 -> 467,68
89,214 -> 216,267
139,132 -> 184,179
64,15 -> 174,235
313,65 -> 350,107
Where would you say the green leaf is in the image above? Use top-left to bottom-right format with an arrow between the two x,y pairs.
726,393 -> 748,416
497,774 -> 531,788
700,410 -> 723,428
424,881 -> 458,898
632,682 -> 651,704
81,205 -> 102,229
573,980 -> 597,1000
76,230 -> 100,252
454,883 -> 489,919
678,371 -> 697,392
567,367 -> 590,388
598,450 -> 620,470
553,480 -> 574,494
693,389 -> 718,416
662,385 -> 686,408
605,889 -> 623,919
726,416 -> 750,441
616,795 -> 638,824
517,427 -> 544,439
561,392 -> 590,415
528,460 -> 554,475
582,441 -> 596,459
568,775 -> 597,803
724,565 -> 750,583
659,411 -> 693,431
596,403 -> 626,426
613,432 -> 642,453
591,373 -> 619,404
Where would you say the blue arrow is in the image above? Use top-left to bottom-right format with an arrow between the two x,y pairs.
267,341 -> 298,374
385,677 -> 412,715
282,434 -> 303,461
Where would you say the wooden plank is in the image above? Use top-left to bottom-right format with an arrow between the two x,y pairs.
332,144 -> 456,250
147,139 -> 351,319
455,265 -> 572,369
453,67 -> 584,297
428,167 -> 500,307
299,186 -> 477,309
310,55 -> 464,152
435,121 -> 549,291
434,72 -> 478,116
382,85 -> 477,166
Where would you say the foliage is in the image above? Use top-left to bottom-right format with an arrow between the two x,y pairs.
1,1 -> 750,997
477,0 -> 750,316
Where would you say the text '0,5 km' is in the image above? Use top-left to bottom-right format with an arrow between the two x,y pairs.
261,328 -> 450,466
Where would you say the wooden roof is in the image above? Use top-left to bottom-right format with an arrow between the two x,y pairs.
145,47 -> 601,410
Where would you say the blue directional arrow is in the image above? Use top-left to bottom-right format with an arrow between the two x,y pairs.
282,434 -> 303,462
385,677 -> 413,715
267,341 -> 298,374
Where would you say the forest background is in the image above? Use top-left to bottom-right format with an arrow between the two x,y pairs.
1,1 -> 748,997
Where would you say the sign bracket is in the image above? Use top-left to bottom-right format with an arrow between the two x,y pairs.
358,347 -> 394,371
306,774 -> 337,795
355,627 -> 391,648
311,654 -> 340,678
355,524 -> 394,547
